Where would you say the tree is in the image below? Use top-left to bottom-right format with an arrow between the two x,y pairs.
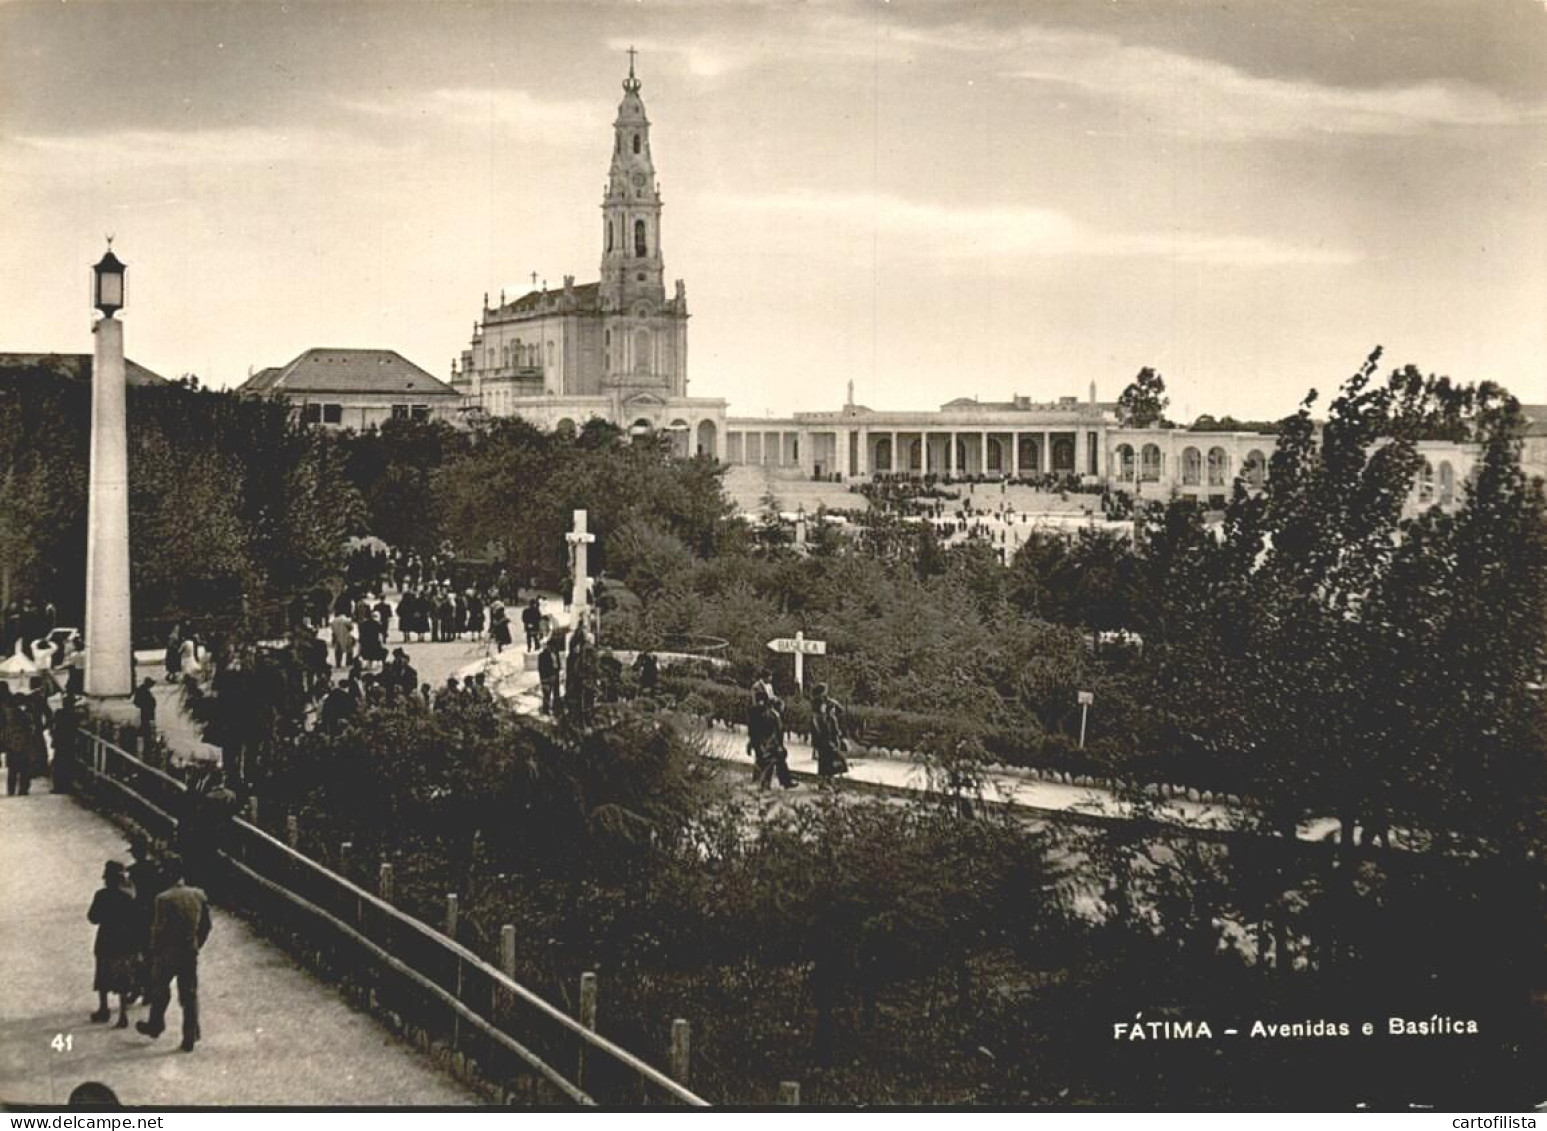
1116,366 -> 1169,428
1133,348 -> 1547,1010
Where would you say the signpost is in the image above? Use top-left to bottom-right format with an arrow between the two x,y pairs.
1077,689 -> 1094,749
766,630 -> 827,689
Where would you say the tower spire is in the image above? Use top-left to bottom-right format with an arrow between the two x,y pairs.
601,47 -> 664,312
624,46 -> 640,94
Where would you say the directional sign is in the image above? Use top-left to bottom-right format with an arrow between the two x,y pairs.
765,630 -> 827,687
767,637 -> 827,656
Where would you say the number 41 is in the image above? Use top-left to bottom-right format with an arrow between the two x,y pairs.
50,1033 -> 73,1052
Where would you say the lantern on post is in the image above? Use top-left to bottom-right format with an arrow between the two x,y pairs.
84,240 -> 134,699
92,243 -> 127,318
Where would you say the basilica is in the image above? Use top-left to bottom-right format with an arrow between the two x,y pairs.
426,56 -> 1532,510
447,55 -> 726,461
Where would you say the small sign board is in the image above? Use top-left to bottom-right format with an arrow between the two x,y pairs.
1076,690 -> 1095,705
767,637 -> 827,655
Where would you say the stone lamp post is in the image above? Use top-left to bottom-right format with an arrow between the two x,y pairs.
84,243 -> 133,700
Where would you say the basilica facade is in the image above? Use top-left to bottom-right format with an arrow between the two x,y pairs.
434,56 -> 1524,516
448,57 -> 726,460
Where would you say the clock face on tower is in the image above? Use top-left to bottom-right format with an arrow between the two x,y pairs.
631,171 -> 646,187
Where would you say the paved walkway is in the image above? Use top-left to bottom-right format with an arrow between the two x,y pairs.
0,794 -> 480,1107
135,593 -> 1284,839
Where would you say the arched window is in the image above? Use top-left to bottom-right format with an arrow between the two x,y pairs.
1417,459 -> 1435,503
669,419 -> 691,458
1115,444 -> 1135,482
1244,450 -> 1266,488
634,219 -> 647,257
875,437 -> 893,473
632,133 -> 641,155
1438,460 -> 1456,506
1182,447 -> 1202,486
1207,447 -> 1228,486
634,328 -> 651,372
909,439 -> 923,472
986,438 -> 1003,472
1018,436 -> 1040,473
1053,437 -> 1075,472
606,220 -> 613,252
1140,443 -> 1162,482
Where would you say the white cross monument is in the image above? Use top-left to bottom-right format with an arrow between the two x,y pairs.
566,509 -> 596,627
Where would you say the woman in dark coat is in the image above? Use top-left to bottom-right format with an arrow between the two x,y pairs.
87,860 -> 141,1027
489,603 -> 512,652
357,612 -> 386,669
1,683 -> 45,796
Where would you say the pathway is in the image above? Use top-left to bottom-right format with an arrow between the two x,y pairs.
138,594 -> 1305,840
0,794 -> 481,1107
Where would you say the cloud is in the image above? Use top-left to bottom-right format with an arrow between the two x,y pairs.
605,12 -> 919,82
5,126 -> 394,171
681,9 -> 1547,139
341,88 -> 610,145
1007,42 -> 1545,140
712,189 -> 1359,267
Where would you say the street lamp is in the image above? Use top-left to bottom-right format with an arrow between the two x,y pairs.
85,240 -> 134,699
92,243 -> 127,318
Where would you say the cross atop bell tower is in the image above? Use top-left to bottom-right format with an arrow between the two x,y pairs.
600,48 -> 665,312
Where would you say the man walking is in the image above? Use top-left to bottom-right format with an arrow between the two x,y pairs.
330,609 -> 355,670
809,683 -> 850,784
538,636 -> 562,715
522,598 -> 543,652
132,677 -> 157,749
137,855 -> 212,1053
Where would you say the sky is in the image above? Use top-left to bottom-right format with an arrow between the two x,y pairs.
2,0 -> 1545,421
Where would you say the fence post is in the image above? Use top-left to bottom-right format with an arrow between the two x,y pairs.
669,1018 -> 690,1089
577,971 -> 598,1091
778,1081 -> 800,1106
444,893 -> 459,939
493,923 -> 517,1022
378,861 -> 394,903
339,841 -> 352,876
499,925 -> 516,977
285,814 -> 299,848
246,796 -> 259,826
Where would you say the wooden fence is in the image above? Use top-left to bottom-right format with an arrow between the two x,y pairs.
74,724 -> 710,1108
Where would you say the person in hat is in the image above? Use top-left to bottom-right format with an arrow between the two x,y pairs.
809,683 -> 850,783
137,854 -> 212,1053
87,860 -> 141,1028
132,677 -> 157,746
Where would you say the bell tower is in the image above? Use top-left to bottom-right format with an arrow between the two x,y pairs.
600,49 -> 666,313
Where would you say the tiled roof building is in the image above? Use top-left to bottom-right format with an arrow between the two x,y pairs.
237,348 -> 460,431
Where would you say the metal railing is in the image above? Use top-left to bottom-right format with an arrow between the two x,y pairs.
74,725 -> 709,1108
